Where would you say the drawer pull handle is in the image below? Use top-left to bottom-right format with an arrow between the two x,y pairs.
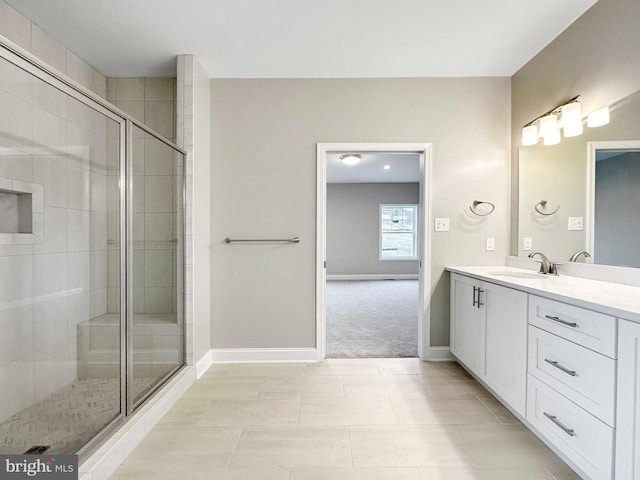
543,412 -> 576,437
544,359 -> 577,377
545,315 -> 578,328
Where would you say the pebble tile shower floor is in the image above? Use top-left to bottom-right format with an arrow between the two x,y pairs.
0,378 -> 155,455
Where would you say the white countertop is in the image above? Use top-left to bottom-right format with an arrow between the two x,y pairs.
446,265 -> 640,324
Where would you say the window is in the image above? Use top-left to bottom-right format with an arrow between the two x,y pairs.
380,204 -> 418,260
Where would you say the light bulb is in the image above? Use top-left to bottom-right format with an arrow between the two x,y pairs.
539,114 -> 559,138
587,106 -> 610,128
561,102 -> 583,137
521,125 -> 539,146
543,128 -> 561,146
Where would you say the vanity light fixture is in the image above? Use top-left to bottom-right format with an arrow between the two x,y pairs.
521,95 -> 611,146
587,106 -> 610,127
340,154 -> 361,166
522,95 -> 581,146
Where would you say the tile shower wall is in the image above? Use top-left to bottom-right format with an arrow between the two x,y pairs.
0,0 -> 107,98
106,78 -> 176,314
0,0 -> 117,426
0,56 -> 115,422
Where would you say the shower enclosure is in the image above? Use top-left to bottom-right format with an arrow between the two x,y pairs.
0,40 -> 185,456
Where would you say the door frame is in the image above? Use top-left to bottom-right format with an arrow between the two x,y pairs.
316,142 -> 433,361
586,140 -> 640,258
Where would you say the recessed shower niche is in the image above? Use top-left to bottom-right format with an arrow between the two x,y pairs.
0,189 -> 31,232
0,179 -> 44,244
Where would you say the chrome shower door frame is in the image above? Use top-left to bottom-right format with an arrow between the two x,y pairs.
0,33 -> 187,459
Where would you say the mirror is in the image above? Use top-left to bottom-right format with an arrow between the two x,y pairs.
518,89 -> 640,267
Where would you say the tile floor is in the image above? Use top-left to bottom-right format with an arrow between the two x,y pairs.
109,359 -> 580,480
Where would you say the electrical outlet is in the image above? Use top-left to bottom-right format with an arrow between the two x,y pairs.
486,237 -> 495,251
568,217 -> 584,231
434,218 -> 449,232
523,237 -> 533,251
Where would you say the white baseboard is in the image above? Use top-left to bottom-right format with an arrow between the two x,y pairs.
326,274 -> 419,281
210,348 -> 318,364
195,350 -> 213,378
425,346 -> 454,361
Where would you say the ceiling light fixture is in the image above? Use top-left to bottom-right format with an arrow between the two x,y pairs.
340,154 -> 361,166
383,164 -> 390,170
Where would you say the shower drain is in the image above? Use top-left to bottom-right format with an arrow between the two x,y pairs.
23,445 -> 50,454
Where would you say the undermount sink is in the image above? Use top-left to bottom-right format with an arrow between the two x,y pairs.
490,271 -> 546,279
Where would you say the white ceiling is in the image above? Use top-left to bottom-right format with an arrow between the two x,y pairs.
327,152 -> 420,183
7,0 -> 597,78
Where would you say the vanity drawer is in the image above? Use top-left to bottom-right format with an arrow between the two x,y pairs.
527,375 -> 614,480
528,326 -> 616,426
529,295 -> 616,358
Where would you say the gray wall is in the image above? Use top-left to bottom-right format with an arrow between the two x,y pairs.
511,0 -> 640,253
210,77 -> 511,349
594,152 -> 640,268
327,183 -> 419,276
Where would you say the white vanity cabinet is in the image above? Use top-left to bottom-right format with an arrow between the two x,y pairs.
450,273 -> 528,416
615,319 -> 640,480
527,296 -> 616,480
450,274 -> 482,371
447,266 -> 640,479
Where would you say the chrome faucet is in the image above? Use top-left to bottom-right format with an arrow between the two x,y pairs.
569,250 -> 591,262
528,251 -> 558,275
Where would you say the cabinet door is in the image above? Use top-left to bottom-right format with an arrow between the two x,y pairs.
450,274 -> 482,372
482,281 -> 528,416
616,319 -> 640,480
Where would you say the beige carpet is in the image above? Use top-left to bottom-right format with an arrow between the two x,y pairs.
326,280 -> 418,358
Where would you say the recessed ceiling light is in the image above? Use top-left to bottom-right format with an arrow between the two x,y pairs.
383,164 -> 391,170
340,154 -> 361,166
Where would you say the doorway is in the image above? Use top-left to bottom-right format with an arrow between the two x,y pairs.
316,143 -> 432,361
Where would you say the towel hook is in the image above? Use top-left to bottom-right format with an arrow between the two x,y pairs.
469,200 -> 495,217
534,200 -> 560,216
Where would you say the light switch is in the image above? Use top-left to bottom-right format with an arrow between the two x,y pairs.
523,237 -> 533,251
568,217 -> 584,231
435,218 -> 449,232
486,237 -> 495,251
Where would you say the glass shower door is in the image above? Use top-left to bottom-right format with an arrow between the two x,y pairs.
0,55 -> 124,454
128,124 -> 184,409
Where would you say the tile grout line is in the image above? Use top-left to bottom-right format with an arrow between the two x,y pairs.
346,425 -> 355,468
224,425 -> 244,469
474,394 -> 507,424
386,395 -> 402,424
